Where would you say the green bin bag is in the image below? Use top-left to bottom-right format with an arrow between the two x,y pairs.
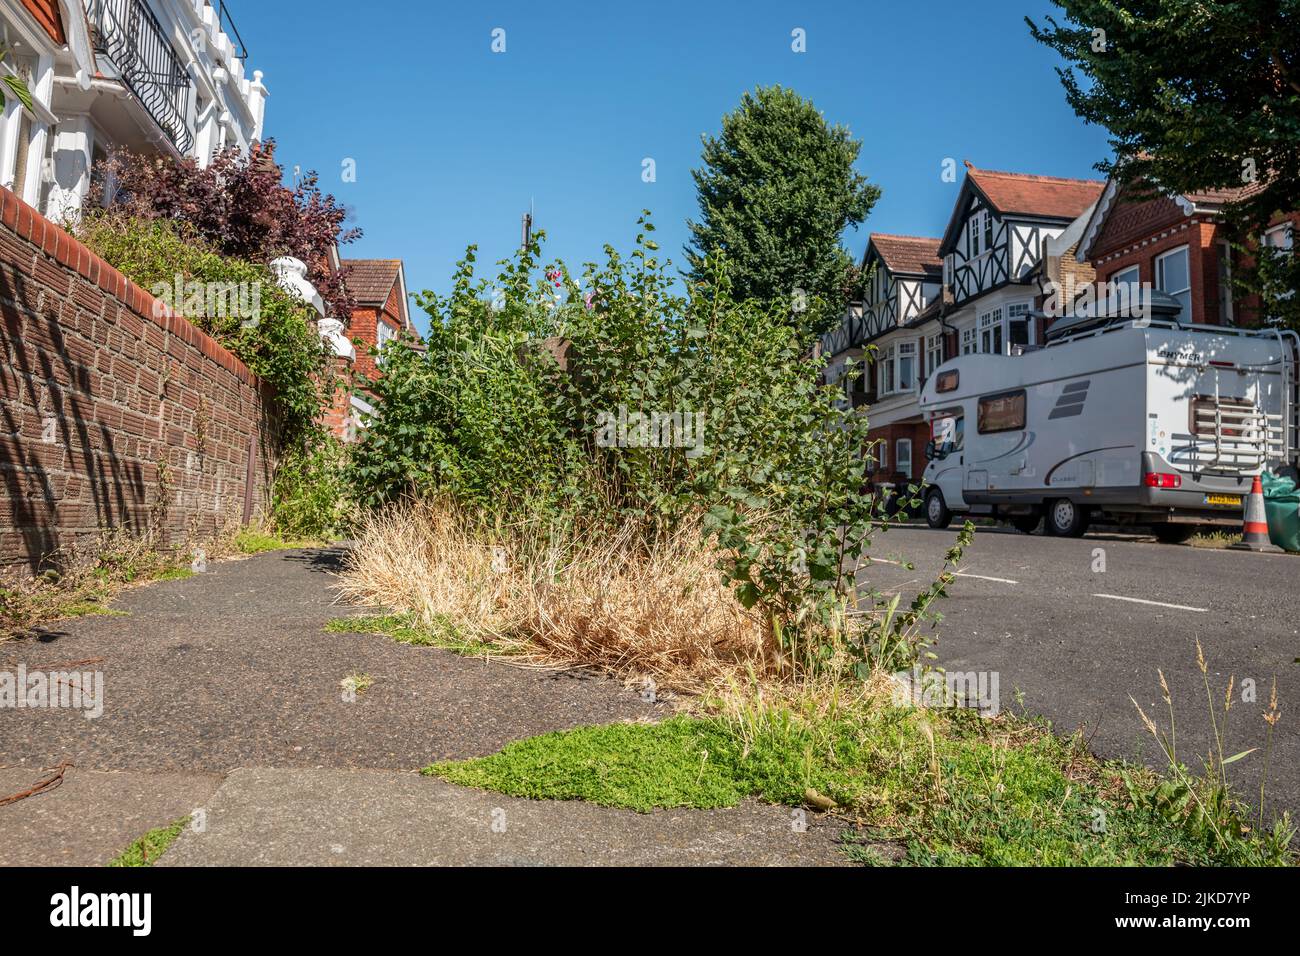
1262,472 -> 1300,553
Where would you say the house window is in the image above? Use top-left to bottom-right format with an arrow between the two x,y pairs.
896,438 -> 912,479
897,342 -> 916,392
1108,265 -> 1140,295
943,255 -> 953,289
925,334 -> 944,378
1264,222 -> 1294,251
969,211 -> 984,257
1007,302 -> 1032,350
376,319 -> 397,363
977,389 -> 1027,434
1262,223 -> 1296,321
0,49 -> 40,204
878,440 -> 888,472
1155,246 -> 1191,323
983,212 -> 994,252
979,307 -> 1004,354
1106,265 -> 1141,315
878,342 -> 916,396
961,327 -> 976,355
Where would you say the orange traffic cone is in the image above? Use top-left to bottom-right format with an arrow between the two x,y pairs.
1231,475 -> 1281,552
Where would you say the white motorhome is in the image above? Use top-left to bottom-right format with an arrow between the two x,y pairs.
917,297 -> 1300,540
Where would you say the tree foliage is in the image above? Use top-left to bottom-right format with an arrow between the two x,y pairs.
1028,0 -> 1300,326
91,140 -> 360,321
684,86 -> 880,339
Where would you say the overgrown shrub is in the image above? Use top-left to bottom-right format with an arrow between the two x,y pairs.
270,438 -> 354,539
347,215 -> 968,672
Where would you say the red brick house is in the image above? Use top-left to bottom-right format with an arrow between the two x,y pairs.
324,258 -> 415,442
1075,178 -> 1298,328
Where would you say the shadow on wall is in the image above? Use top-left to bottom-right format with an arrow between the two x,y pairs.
1,261 -> 147,573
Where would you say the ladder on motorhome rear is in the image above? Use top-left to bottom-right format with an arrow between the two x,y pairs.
1169,328 -> 1300,475
1280,329 -> 1300,467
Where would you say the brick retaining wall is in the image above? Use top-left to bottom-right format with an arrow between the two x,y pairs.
0,186 -> 275,572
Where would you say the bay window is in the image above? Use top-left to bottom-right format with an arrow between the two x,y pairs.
979,307 -> 1003,354
878,342 -> 917,396
925,334 -> 943,379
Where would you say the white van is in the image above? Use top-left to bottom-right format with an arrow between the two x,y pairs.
917,306 -> 1300,540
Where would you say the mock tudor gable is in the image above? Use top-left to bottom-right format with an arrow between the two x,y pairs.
939,166 -> 1105,306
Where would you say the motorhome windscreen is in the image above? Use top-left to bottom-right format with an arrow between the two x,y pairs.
930,410 -> 964,455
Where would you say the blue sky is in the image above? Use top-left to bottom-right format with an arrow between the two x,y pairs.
232,0 -> 1110,332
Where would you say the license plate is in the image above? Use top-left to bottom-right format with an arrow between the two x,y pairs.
1204,494 -> 1242,507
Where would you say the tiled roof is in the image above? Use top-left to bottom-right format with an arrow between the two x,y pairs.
1184,181 -> 1267,206
341,259 -> 402,306
870,234 -> 943,276
969,168 -> 1106,220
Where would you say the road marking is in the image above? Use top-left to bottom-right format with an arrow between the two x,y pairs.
955,572 -> 1020,585
1093,593 -> 1208,613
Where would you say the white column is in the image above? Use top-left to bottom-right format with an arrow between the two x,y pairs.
21,53 -> 55,206
0,96 -> 22,195
45,112 -> 94,224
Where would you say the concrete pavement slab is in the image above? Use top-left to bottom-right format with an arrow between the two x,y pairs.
157,767 -> 849,867
0,767 -> 222,867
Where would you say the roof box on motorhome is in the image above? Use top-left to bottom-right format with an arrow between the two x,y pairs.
1040,289 -> 1185,342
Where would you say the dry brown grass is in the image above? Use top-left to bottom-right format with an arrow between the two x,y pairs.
335,501 -> 777,693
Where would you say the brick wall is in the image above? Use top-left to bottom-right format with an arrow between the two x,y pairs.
349,281 -> 405,386
1092,215 -> 1223,326
1087,185 -> 1299,329
0,187 -> 275,572
1038,238 -> 1097,339
868,421 -> 930,487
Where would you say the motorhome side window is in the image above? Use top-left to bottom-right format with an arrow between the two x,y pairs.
977,389 -> 1026,434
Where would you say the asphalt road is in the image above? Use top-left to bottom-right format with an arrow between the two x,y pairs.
859,524 -> 1300,821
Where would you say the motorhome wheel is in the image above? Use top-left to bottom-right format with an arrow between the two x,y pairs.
1047,499 -> 1091,537
925,488 -> 952,530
